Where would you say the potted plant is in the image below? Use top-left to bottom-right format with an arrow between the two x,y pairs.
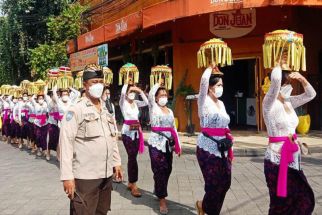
169,70 -> 196,135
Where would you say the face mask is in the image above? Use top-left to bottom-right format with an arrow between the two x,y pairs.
211,86 -> 223,98
107,95 -> 110,100
158,97 -> 168,107
38,99 -> 44,105
61,95 -> 69,102
88,83 -> 104,99
23,96 -> 28,101
280,84 -> 293,100
127,92 -> 136,100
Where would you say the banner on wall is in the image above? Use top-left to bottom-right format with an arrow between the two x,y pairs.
70,44 -> 108,72
209,8 -> 256,38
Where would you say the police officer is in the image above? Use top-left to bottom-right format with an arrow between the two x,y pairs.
59,64 -> 123,215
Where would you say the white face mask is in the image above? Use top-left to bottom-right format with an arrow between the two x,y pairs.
23,96 -> 28,101
127,92 -> 136,100
280,84 -> 293,100
61,95 -> 69,102
38,99 -> 44,105
158,97 -> 168,107
211,86 -> 223,98
88,83 -> 104,99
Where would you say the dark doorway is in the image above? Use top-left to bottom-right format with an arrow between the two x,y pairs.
221,58 -> 258,130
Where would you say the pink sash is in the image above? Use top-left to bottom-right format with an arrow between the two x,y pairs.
36,114 -> 47,126
29,114 -> 36,119
50,112 -> 63,121
124,120 -> 144,154
269,134 -> 299,197
201,127 -> 234,161
2,108 -> 10,122
151,127 -> 181,154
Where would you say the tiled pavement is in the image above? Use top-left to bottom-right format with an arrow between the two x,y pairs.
0,141 -> 321,215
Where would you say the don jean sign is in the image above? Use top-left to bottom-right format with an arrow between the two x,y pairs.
210,8 -> 256,38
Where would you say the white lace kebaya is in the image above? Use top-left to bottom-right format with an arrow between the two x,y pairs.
119,84 -> 149,140
197,68 -> 230,158
263,66 -> 316,170
147,84 -> 181,153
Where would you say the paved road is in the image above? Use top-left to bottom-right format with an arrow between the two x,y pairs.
0,141 -> 321,215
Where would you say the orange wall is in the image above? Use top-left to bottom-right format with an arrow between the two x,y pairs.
172,6 -> 322,131
80,0 -> 166,30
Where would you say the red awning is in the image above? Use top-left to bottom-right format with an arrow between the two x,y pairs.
77,26 -> 105,50
104,11 -> 142,42
143,0 -> 322,28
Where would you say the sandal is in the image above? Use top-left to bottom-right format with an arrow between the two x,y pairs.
127,185 -> 142,198
195,201 -> 205,215
159,206 -> 168,215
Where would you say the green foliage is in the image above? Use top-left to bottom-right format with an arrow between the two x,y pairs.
0,17 -> 14,85
47,3 -> 87,43
29,43 -> 68,79
170,69 -> 196,112
29,2 -> 87,79
0,0 -> 69,84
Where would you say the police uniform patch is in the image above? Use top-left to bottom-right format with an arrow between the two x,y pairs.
66,111 -> 74,121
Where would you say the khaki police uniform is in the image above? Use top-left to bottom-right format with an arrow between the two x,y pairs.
59,96 -> 121,215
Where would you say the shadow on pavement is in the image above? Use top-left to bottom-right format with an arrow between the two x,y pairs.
112,182 -> 196,215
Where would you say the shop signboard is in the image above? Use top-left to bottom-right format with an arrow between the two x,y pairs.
70,44 -> 108,72
210,8 -> 256,38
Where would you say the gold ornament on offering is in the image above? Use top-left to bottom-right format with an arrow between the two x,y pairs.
0,85 -> 11,95
103,67 -> 113,85
20,80 -> 30,90
150,65 -> 173,90
263,29 -> 306,72
57,66 -> 74,90
13,87 -> 23,98
9,85 -> 18,97
119,63 -> 139,85
197,38 -> 233,68
34,79 -> 46,95
74,70 -> 84,90
47,68 -> 60,89
27,82 -> 39,95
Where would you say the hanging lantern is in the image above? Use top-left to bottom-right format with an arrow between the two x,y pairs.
263,29 -> 306,72
103,67 -> 113,85
34,80 -> 46,95
74,70 -> 84,90
57,66 -> 74,89
0,85 -> 11,95
197,38 -> 233,68
47,68 -> 60,89
119,63 -> 139,85
150,65 -> 173,90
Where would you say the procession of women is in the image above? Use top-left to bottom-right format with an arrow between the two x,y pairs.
0,29 -> 316,215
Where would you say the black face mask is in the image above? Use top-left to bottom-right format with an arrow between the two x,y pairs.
105,99 -> 114,114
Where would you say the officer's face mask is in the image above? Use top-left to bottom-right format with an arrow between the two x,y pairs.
88,83 -> 104,99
